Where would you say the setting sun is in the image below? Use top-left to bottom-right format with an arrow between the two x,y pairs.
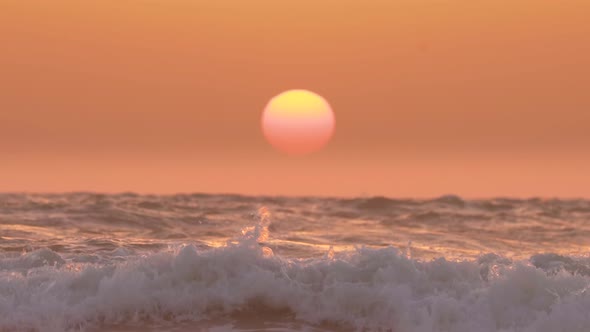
262,89 -> 335,155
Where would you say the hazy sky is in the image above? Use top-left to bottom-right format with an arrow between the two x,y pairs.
1,0 -> 589,197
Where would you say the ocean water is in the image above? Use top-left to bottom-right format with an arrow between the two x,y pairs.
1,193 -> 590,332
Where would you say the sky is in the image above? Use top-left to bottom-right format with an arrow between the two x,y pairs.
1,0 -> 589,197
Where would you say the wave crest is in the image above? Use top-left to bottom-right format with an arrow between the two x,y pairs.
2,241 -> 590,331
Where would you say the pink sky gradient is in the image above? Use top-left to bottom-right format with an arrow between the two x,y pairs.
1,0 -> 589,197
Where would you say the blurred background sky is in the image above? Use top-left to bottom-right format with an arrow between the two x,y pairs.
1,0 -> 589,197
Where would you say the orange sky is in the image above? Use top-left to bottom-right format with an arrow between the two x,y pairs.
1,0 -> 589,197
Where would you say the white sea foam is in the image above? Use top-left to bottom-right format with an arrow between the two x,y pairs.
1,238 -> 590,331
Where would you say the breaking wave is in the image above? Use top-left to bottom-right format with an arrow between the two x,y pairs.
1,207 -> 590,332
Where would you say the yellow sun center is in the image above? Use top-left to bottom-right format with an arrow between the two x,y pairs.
261,90 -> 335,155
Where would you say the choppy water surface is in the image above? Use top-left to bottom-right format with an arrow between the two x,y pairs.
1,193 -> 590,331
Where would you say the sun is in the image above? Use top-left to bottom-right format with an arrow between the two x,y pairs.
261,89 -> 335,155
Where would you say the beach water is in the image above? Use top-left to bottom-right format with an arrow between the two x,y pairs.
1,193 -> 590,331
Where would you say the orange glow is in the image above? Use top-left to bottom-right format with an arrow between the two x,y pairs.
262,90 -> 335,155
1,1 -> 590,197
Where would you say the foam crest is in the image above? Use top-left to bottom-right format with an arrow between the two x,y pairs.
1,241 -> 590,332
0,248 -> 65,273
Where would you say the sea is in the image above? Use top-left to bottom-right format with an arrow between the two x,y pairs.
1,193 -> 589,332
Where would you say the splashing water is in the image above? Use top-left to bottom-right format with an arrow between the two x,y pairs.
240,206 -> 273,257
241,206 -> 271,243
325,246 -> 335,260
